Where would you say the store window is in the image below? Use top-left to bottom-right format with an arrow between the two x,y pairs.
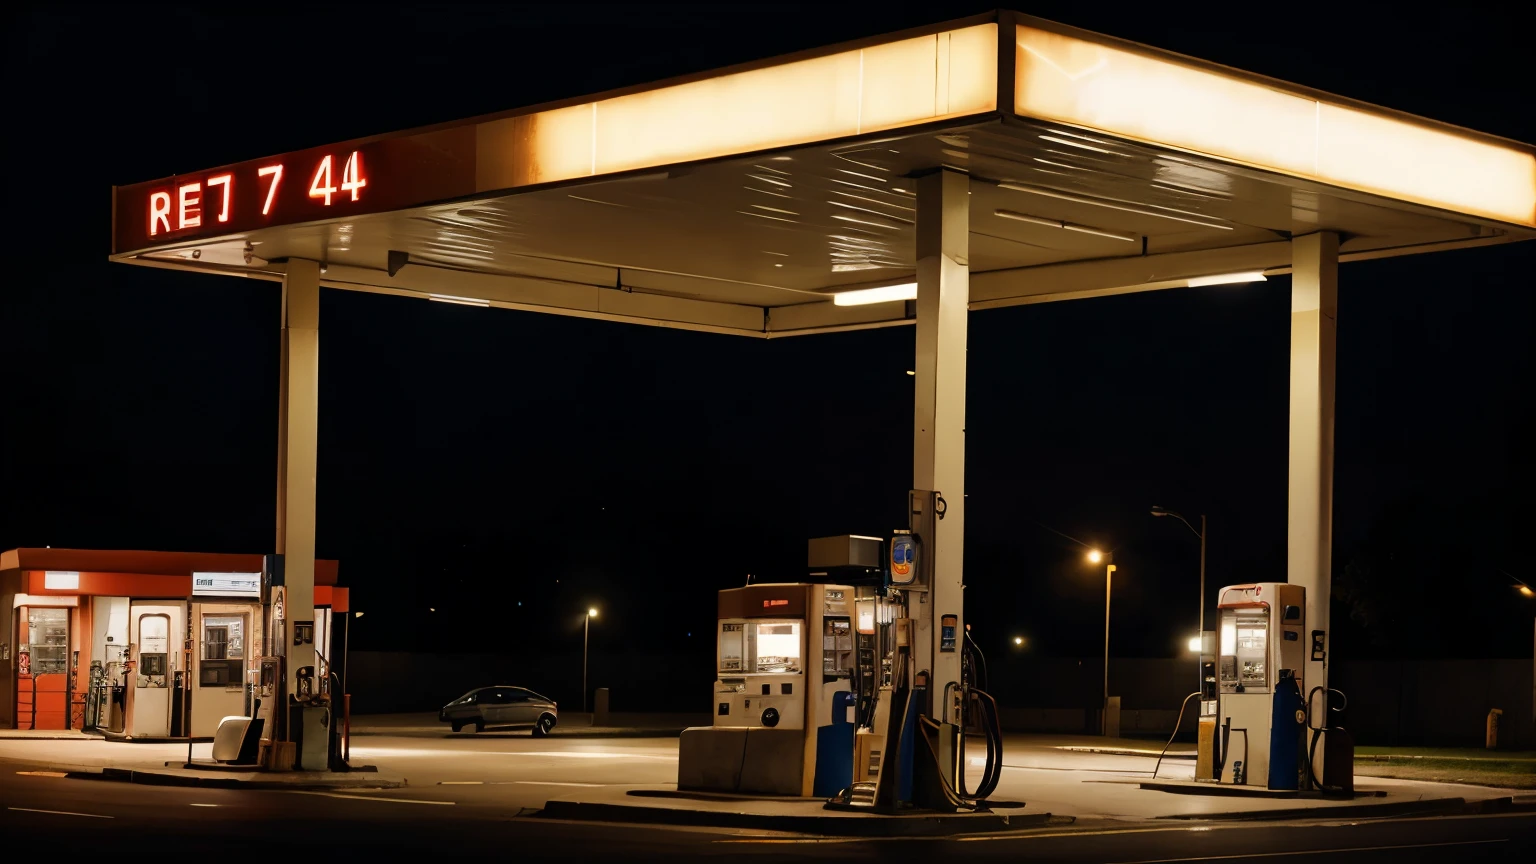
27,608 -> 69,675
202,615 -> 246,660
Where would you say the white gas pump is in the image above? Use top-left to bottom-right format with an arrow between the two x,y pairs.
679,492 -> 1004,812
687,582 -> 854,796
1215,583 -> 1307,789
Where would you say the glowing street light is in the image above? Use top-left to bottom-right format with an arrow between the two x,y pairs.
583,607 -> 600,715
1151,505 -> 1208,699
1519,585 -> 1534,598
1085,550 -> 1116,736
1187,636 -> 1203,653
1014,636 -> 1025,646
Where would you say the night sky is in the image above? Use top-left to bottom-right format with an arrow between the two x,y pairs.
5,4 -> 1532,679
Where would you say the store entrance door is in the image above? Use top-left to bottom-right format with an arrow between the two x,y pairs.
17,607 -> 70,730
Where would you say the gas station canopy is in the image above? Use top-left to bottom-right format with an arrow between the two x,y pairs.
111,11 -> 1535,338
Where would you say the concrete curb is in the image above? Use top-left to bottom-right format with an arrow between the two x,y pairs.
1158,796 -> 1492,821
538,799 -> 1062,837
65,766 -> 406,791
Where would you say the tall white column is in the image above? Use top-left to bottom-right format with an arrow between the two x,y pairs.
1288,231 -> 1338,770
913,169 -> 969,718
277,259 -> 320,714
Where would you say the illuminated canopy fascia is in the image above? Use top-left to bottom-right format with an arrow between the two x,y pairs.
1011,23 -> 1536,229
113,20 -> 1001,254
112,11 -> 1534,261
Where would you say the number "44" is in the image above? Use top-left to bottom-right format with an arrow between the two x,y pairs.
309,151 -> 367,206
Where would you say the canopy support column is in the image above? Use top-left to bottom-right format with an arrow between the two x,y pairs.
913,169 -> 969,719
277,258 -> 323,770
1288,231 -> 1338,777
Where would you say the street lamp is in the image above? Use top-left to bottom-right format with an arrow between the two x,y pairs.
1151,506 -> 1207,696
1087,549 -> 1115,735
583,607 -> 599,715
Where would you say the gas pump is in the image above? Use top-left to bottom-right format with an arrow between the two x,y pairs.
679,490 -> 1004,813
704,582 -> 856,796
1215,583 -> 1307,789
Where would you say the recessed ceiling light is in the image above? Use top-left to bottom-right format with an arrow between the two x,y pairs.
832,283 -> 917,306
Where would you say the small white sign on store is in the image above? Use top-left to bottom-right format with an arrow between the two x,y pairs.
192,572 -> 261,598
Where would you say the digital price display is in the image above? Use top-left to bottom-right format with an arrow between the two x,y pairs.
113,127 -> 478,254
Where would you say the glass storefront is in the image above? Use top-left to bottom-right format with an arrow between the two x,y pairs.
26,608 -> 69,675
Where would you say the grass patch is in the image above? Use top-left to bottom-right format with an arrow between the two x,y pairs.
1354,746 -> 1536,761
1354,758 -> 1536,789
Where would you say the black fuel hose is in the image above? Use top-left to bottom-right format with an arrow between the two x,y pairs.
1152,692 -> 1200,780
1306,686 -> 1348,793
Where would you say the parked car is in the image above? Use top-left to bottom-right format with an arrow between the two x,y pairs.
439,686 -> 558,735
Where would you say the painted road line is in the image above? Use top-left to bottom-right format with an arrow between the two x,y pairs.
189,804 -> 220,807
438,781 -> 485,785
507,781 -> 608,787
296,792 -> 456,806
8,806 -> 113,819
485,751 -> 676,760
15,771 -> 69,778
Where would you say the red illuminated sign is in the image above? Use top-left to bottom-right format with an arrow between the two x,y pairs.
148,151 -> 366,238
112,127 -> 478,255
763,599 -> 788,608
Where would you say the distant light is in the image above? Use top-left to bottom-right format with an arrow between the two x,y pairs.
429,607 -> 436,612
832,283 -> 917,306
1014,636 -> 1024,646
1187,271 -> 1267,288
906,370 -> 915,376
1188,636 -> 1202,653
354,612 -> 365,619
1087,550 -> 1103,564
1519,585 -> 1535,598
588,608 -> 599,618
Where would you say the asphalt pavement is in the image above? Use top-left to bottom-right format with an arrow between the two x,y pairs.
1,728 -> 1532,860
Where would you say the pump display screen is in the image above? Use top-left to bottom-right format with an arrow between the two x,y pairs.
719,623 -> 744,672
753,621 -> 802,674
1220,610 -> 1268,692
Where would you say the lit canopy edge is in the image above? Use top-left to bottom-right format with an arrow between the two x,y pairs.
1012,25 -> 1536,229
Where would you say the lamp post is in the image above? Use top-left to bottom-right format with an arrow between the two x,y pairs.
1087,549 -> 1115,735
1152,506 -> 1206,695
583,607 -> 598,715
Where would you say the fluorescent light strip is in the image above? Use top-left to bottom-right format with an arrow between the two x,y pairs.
1187,271 -> 1267,287
994,208 -> 1138,242
831,283 -> 917,306
998,182 -> 1233,230
428,294 -> 491,307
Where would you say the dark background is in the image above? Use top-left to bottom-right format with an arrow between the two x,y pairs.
4,4 -> 1532,709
